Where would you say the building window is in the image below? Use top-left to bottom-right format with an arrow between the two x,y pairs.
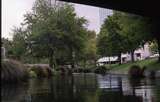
136,53 -> 141,57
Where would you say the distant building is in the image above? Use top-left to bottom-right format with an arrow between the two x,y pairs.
97,43 -> 152,65
121,43 -> 152,63
97,9 -> 153,65
97,56 -> 119,66
49,0 -> 65,6
99,8 -> 113,26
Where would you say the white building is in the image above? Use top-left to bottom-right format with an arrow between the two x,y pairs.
97,43 -> 152,65
121,43 -> 152,63
97,56 -> 119,66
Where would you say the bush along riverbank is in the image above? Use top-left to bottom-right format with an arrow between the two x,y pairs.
1,59 -> 55,84
2,59 -> 98,84
1,59 -> 29,84
2,58 -> 159,84
27,65 -> 53,78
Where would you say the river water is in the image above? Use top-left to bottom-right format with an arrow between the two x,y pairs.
1,73 -> 160,102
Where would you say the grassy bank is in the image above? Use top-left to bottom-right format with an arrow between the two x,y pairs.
108,58 -> 160,74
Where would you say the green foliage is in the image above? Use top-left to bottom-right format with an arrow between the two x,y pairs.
97,11 -> 154,62
1,38 -> 13,56
83,31 -> 97,59
119,13 -> 152,52
22,0 -> 88,68
94,66 -> 107,74
8,27 -> 29,60
149,41 -> 158,54
97,12 -> 126,64
109,58 -> 159,74
78,30 -> 97,68
29,65 -> 52,78
29,70 -> 37,78
5,0 -> 96,69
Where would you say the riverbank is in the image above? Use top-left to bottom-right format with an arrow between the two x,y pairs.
1,59 -> 29,84
108,58 -> 160,75
2,58 -> 160,84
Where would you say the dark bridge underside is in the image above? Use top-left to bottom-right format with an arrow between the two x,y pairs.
59,0 -> 160,19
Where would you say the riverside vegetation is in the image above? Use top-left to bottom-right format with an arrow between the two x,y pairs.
1,0 -> 160,84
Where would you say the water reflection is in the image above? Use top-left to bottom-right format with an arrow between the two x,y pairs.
1,73 -> 160,102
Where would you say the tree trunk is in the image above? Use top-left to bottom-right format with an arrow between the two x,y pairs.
70,47 -> 75,69
94,58 -> 97,68
53,56 -> 57,69
131,50 -> 135,62
152,20 -> 160,62
49,48 -> 57,69
83,60 -> 87,69
118,53 -> 122,65
109,56 -> 111,68
156,38 -> 160,62
49,51 -> 54,68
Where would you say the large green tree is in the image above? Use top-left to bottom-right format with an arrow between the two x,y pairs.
10,27 -> 28,60
79,30 -> 97,68
118,13 -> 153,62
23,0 -> 88,69
97,12 -> 126,64
97,11 -> 154,63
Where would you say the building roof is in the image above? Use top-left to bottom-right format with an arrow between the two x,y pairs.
97,57 -> 118,63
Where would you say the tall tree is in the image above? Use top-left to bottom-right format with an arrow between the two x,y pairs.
97,11 -> 154,63
149,20 -> 160,62
118,12 -> 153,62
79,30 -> 97,68
97,13 -> 126,64
23,0 -> 88,69
11,27 -> 28,60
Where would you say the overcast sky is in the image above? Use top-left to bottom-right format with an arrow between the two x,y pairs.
2,0 -> 102,39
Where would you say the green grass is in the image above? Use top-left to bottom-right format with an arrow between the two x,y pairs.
108,58 -> 160,74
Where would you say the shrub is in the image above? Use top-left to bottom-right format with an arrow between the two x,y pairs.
128,65 -> 144,78
73,68 -> 83,73
149,70 -> 156,79
83,69 -> 92,73
1,59 -> 29,84
72,68 -> 92,73
29,65 -> 52,78
29,70 -> 37,78
94,66 -> 107,74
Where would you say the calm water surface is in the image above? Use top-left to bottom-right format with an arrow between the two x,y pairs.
1,73 -> 160,102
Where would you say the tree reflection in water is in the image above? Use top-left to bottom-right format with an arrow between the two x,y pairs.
1,74 -> 160,102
